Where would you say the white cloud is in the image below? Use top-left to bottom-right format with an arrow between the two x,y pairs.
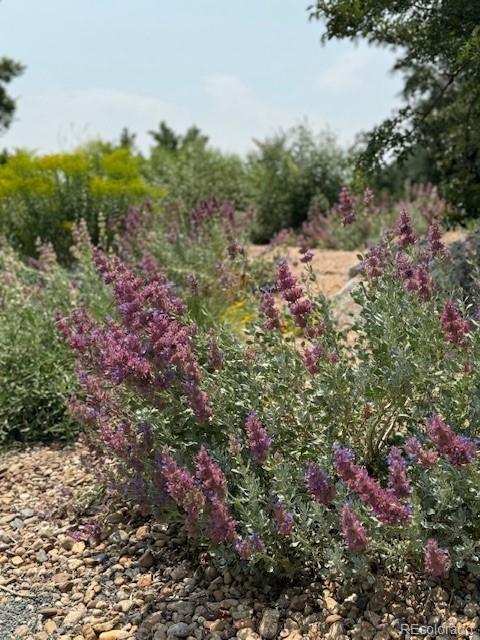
202,74 -> 327,152
2,77 -> 330,156
2,88 -> 192,153
317,49 -> 374,94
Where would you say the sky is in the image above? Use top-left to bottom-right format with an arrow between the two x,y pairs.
0,0 -> 403,156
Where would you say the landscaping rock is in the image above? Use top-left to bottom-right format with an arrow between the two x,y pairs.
258,608 -> 280,638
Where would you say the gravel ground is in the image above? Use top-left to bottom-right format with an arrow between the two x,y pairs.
1,443 -> 480,640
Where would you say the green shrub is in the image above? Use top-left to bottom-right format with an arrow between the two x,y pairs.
246,125 -> 350,241
0,147 -> 162,262
0,242 -> 77,441
147,140 -> 247,211
117,198 -> 272,328
0,226 -> 111,443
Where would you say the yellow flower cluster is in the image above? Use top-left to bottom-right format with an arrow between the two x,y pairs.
221,299 -> 256,331
0,148 -> 163,203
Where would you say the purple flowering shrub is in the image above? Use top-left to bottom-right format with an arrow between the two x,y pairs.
349,217 -> 480,464
116,197 -> 271,328
58,207 -> 480,580
300,183 -> 449,251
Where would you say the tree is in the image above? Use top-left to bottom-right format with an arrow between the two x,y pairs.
148,121 -> 180,151
118,127 -> 136,150
148,121 -> 208,151
0,57 -> 24,135
310,1 -> 480,217
247,125 -> 348,240
182,125 -> 209,149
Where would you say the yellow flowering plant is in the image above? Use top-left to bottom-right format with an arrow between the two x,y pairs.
0,147 -> 161,262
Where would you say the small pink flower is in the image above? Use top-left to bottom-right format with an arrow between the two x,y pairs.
424,539 -> 450,577
245,412 -> 272,465
340,504 -> 367,552
395,209 -> 417,247
328,350 -> 339,364
363,187 -> 374,208
440,299 -> 469,346
273,500 -> 294,536
300,249 -> 314,263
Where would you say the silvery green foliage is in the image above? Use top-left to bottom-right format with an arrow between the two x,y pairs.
61,213 -> 480,580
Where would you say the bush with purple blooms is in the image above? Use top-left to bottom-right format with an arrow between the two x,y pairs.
116,196 -> 272,329
298,182 -> 450,251
57,205 -> 480,581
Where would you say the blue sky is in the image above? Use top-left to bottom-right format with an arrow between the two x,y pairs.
0,0 -> 403,155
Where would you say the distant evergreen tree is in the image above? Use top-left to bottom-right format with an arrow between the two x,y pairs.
0,57 -> 25,135
181,125 -> 208,149
149,121 -> 208,151
149,121 -> 180,151
119,127 -> 137,150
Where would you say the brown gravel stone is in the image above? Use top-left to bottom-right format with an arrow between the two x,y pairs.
138,549 -> 155,568
43,620 -> 57,635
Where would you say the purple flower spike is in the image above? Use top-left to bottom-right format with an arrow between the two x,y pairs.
303,343 -> 323,374
426,415 -> 477,467
334,445 -> 411,525
395,209 -> 417,247
245,412 -> 272,465
427,220 -> 447,257
273,500 -> 294,536
206,497 -> 237,545
440,299 -> 469,346
340,504 -> 367,552
261,292 -> 281,330
404,437 -> 439,468
305,463 -> 336,505
338,187 -> 356,225
387,447 -> 411,499
424,539 -> 450,577
195,446 -> 226,499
